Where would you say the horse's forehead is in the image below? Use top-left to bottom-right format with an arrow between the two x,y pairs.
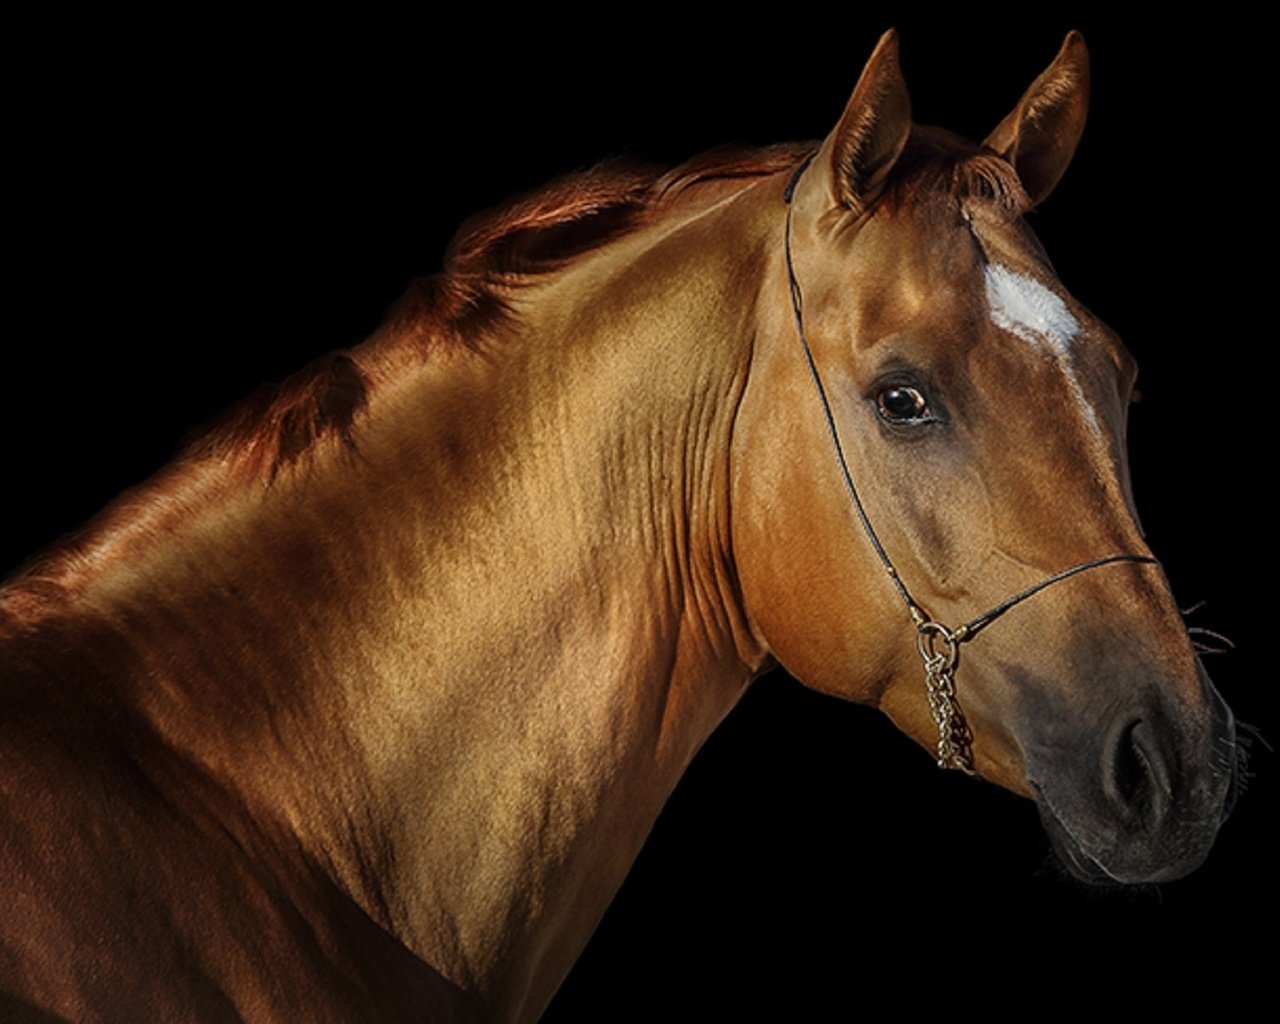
846,201 -> 1101,356
817,204 -> 998,346
858,200 -> 981,283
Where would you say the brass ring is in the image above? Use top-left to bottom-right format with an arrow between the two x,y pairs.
916,620 -> 959,669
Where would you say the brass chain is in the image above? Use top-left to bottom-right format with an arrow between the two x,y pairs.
924,656 -> 976,773
916,622 -> 976,774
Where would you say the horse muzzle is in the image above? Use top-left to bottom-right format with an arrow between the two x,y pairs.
1024,675 -> 1237,885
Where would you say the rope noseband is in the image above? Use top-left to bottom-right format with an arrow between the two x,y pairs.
781,156 -> 1157,773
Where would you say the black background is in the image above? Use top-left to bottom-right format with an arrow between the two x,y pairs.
7,9 -> 1270,1016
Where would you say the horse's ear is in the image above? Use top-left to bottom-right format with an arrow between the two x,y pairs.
812,29 -> 912,213
983,31 -> 1090,206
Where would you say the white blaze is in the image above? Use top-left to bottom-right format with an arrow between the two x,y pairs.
983,263 -> 1100,435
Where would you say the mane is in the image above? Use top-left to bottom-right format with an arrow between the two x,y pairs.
184,143 -> 816,485
383,142 -> 820,348
0,144 -> 812,608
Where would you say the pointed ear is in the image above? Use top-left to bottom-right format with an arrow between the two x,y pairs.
984,31 -> 1090,206
808,29 -> 912,214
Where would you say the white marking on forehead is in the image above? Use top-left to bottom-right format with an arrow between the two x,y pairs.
984,264 -> 1078,352
983,263 -> 1100,436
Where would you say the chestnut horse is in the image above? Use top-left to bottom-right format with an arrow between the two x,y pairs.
0,30 -> 1236,1023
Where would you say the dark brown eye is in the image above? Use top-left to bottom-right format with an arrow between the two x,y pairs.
877,385 -> 930,423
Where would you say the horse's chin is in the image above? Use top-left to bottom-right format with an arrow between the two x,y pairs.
1030,784 -> 1216,886
1035,799 -> 1124,884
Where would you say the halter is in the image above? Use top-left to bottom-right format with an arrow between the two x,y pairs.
781,156 -> 1158,773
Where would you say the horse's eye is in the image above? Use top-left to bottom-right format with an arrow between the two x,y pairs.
877,386 -> 930,423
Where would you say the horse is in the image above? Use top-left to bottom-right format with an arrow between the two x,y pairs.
0,28 -> 1239,1023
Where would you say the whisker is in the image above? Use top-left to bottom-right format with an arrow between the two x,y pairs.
1187,626 -> 1235,649
1187,625 -> 1235,656
1221,723 -> 1265,799
1237,720 -> 1271,754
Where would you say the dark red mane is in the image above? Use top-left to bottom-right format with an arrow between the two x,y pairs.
382,142 -> 818,350
176,144 -> 821,486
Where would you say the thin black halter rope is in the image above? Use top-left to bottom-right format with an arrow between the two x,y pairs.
781,156 -> 1158,770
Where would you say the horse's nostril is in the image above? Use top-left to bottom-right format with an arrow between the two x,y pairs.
1107,719 -> 1171,829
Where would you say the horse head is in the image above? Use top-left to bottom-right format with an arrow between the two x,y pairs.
732,31 -> 1236,883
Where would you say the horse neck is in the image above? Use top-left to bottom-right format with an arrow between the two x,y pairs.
18,174 -> 778,1017
379,183 -> 779,1014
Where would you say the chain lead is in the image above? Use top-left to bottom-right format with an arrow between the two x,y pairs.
915,622 -> 975,773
